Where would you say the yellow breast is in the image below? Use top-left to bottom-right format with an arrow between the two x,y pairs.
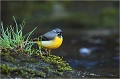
41,36 -> 63,49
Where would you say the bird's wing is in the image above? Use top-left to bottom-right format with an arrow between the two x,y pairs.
42,31 -> 56,41
33,30 -> 56,41
41,36 -> 50,41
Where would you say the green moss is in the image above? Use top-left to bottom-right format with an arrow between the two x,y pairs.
1,49 -> 74,78
35,71 -> 46,77
1,64 -> 44,78
1,64 -> 11,77
1,52 -> 15,62
40,53 -> 73,72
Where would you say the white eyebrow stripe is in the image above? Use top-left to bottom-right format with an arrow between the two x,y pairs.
53,30 -> 56,32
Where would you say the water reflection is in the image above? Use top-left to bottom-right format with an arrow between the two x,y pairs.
79,47 -> 92,57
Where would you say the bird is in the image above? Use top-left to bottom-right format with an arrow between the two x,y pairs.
33,28 -> 63,55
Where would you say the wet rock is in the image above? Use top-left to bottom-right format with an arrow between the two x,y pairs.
0,49 -> 74,78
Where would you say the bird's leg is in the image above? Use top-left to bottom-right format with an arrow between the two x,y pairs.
45,49 -> 49,55
48,49 -> 51,55
44,49 -> 51,56
45,49 -> 47,54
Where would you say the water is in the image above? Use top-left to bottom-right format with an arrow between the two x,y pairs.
52,29 -> 119,78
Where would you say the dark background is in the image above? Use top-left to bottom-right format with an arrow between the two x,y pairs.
1,1 -> 119,77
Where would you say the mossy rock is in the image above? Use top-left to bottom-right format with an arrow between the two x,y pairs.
0,49 -> 74,78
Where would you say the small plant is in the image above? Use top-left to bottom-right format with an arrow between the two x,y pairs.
0,16 -> 36,52
1,17 -> 74,78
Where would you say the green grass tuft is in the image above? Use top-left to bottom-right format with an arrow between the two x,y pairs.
0,16 -> 36,53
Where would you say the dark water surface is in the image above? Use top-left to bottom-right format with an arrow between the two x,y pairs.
51,29 -> 119,78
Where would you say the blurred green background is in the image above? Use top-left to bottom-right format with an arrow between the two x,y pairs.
1,1 -> 119,30
1,1 -> 119,77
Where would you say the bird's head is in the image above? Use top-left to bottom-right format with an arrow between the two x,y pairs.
52,28 -> 62,38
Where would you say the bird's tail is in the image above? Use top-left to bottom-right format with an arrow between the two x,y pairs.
32,38 -> 42,49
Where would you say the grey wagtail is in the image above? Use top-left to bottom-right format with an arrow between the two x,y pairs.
33,28 -> 63,54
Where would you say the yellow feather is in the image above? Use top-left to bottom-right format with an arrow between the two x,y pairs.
35,36 -> 63,49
